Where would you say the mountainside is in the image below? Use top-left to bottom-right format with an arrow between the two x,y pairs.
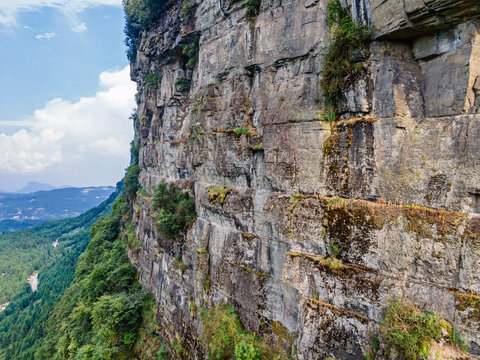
120,0 -> 480,359
0,186 -> 115,233
0,190 -> 121,359
0,189 -> 119,305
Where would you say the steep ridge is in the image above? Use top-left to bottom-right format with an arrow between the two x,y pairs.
125,0 -> 480,358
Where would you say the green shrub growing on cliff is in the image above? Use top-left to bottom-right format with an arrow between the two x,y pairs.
130,139 -> 141,164
325,105 -> 336,122
145,72 -> 162,90
151,183 -> 196,238
125,140 -> 142,203
201,304 -> 252,359
320,0 -> 370,107
182,0 -> 192,20
208,186 -> 233,204
123,0 -> 171,61
183,41 -> 199,68
235,341 -> 261,360
450,326 -> 469,353
201,304 -> 287,360
233,127 -> 250,136
174,77 -> 190,92
156,344 -> 169,360
245,0 -> 261,23
124,164 -> 141,202
380,300 -> 444,360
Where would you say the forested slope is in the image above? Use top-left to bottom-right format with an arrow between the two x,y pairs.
0,190 -> 120,359
35,197 -> 162,359
0,190 -> 117,304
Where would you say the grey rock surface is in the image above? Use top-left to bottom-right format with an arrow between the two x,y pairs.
126,0 -> 480,358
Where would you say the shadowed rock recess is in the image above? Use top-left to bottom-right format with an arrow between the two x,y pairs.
126,0 -> 480,358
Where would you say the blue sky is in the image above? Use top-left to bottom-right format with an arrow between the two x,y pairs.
0,1 -> 136,191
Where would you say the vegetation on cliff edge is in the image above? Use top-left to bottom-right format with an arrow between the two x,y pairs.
123,0 -> 171,61
379,299 -> 468,360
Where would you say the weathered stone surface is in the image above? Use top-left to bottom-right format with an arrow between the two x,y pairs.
126,0 -> 480,358
369,0 -> 480,39
415,21 -> 480,116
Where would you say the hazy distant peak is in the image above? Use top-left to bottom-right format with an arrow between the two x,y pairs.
15,182 -> 55,194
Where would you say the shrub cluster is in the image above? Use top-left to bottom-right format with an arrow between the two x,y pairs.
233,127 -> 250,136
124,164 -> 141,203
145,72 -> 162,90
208,186 -> 233,205
183,41 -> 199,69
124,140 -> 141,203
181,0 -> 192,20
380,300 -> 468,360
201,303 -> 287,360
174,77 -> 190,92
123,0 -> 171,61
151,183 -> 196,238
130,139 -> 141,164
320,0 -> 370,107
450,326 -> 469,353
245,0 -> 261,23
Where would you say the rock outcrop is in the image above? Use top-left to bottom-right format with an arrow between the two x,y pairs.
127,0 -> 480,358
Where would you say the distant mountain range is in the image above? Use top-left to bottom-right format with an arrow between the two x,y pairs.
0,186 -> 115,233
14,181 -> 56,194
0,181 -> 70,194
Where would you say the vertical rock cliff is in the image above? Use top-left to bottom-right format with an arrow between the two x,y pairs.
126,0 -> 480,358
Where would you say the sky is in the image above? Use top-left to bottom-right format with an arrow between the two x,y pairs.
0,0 -> 137,191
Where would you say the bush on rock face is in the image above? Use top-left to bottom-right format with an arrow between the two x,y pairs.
151,183 -> 196,239
320,0 -> 370,115
380,299 -> 469,360
201,303 -> 287,360
124,164 -> 140,202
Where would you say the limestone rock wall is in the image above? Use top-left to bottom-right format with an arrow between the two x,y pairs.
127,0 -> 480,358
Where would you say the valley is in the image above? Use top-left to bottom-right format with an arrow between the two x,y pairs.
0,186 -> 115,233
0,190 -> 119,359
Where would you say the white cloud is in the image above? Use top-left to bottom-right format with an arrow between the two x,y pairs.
0,0 -> 121,29
72,22 -> 87,33
0,66 -> 136,174
80,137 -> 126,156
0,129 -> 63,173
35,31 -> 56,39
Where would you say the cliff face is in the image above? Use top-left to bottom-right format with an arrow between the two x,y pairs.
127,0 -> 480,358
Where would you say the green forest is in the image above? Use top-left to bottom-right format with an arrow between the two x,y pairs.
0,188 -> 162,359
36,197 -> 158,359
0,189 -> 118,304
0,191 -> 118,359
